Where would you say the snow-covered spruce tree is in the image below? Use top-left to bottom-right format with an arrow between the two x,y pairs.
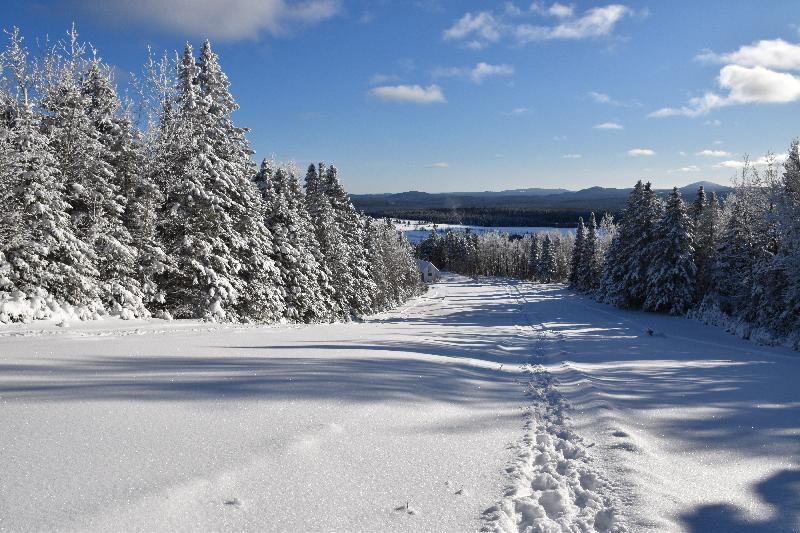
690,185 -> 707,228
711,159 -> 774,321
322,164 -> 377,316
79,59 -> 151,317
644,187 -> 696,315
528,233 -> 540,281
0,78 -> 99,311
601,181 -> 642,306
365,218 -> 421,310
601,181 -> 663,308
625,182 -> 663,307
580,212 -> 601,293
748,152 -> 795,339
254,159 -> 329,322
157,42 -> 282,321
287,163 -> 337,320
772,140 -> 800,344
0,28 -> 99,312
694,191 -> 721,301
569,217 -> 585,288
40,29 -> 144,315
305,162 -> 351,318
538,234 -> 556,283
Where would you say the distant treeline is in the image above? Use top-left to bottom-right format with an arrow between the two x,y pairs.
358,207 -> 614,228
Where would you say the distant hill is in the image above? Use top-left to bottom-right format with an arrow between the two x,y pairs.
352,181 -> 733,227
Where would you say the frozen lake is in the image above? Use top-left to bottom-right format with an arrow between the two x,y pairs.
394,220 -> 576,244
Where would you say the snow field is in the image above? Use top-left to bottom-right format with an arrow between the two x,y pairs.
2,275 -> 798,532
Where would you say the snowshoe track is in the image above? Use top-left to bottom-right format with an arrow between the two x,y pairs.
484,281 -> 625,533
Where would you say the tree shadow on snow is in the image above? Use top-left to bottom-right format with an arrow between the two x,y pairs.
680,468 -> 800,532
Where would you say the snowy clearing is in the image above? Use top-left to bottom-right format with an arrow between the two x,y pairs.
1,274 -> 799,532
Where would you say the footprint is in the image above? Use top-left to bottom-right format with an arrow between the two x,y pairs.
611,430 -> 629,438
223,498 -> 242,507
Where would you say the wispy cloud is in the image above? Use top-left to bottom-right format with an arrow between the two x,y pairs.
650,39 -> 800,117
562,153 -> 582,159
695,149 -> 732,157
502,107 -> 531,115
713,153 -> 788,169
593,121 -> 623,130
81,0 -> 341,41
368,73 -> 400,85
443,3 -> 633,49
628,148 -> 655,156
433,62 -> 514,83
672,165 -> 700,172
368,84 -> 446,104
587,91 -> 641,108
428,162 -> 449,168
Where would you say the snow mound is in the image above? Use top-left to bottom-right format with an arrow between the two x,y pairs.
482,366 -> 625,533
0,290 -> 100,324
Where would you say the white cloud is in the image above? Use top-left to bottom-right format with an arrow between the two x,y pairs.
83,0 -> 341,40
503,107 -> 531,115
433,62 -> 514,83
546,3 -> 575,19
696,39 -> 800,70
428,162 -> 449,168
518,4 -> 631,42
588,91 -> 611,103
651,39 -> 800,117
673,165 -> 700,172
696,149 -> 732,157
587,90 -> 640,107
714,153 -> 788,169
443,3 -> 632,48
368,84 -> 446,104
593,121 -> 623,130
628,148 -> 655,156
443,11 -> 502,43
369,73 -> 400,85
563,153 -> 582,159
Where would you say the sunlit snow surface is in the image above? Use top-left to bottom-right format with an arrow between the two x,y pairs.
1,275 -> 799,532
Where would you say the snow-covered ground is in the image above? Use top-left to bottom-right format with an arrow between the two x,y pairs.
1,275 -> 798,532
393,220 -> 575,244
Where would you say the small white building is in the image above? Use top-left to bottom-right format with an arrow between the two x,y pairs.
415,259 -> 440,283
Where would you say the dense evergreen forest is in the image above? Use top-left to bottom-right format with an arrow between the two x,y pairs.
0,27 -> 422,323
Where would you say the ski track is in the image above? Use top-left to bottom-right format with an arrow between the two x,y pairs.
482,280 -> 625,533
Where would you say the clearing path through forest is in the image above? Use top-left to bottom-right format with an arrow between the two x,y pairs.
1,275 -> 798,532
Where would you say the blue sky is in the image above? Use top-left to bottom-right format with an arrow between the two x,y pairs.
5,1 -> 800,193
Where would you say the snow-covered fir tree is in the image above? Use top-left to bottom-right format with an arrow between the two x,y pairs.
644,187 -> 696,315
80,59 -> 149,317
528,234 -> 540,281
157,42 -> 283,320
539,234 -> 556,283
304,162 -> 351,318
0,29 -> 98,310
694,190 -> 721,300
569,218 -> 585,288
321,164 -> 377,316
254,159 -> 329,322
580,212 -> 601,292
0,29 -> 98,309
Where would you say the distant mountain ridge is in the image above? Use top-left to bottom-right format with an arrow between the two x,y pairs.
353,181 -> 732,210
351,181 -> 733,227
